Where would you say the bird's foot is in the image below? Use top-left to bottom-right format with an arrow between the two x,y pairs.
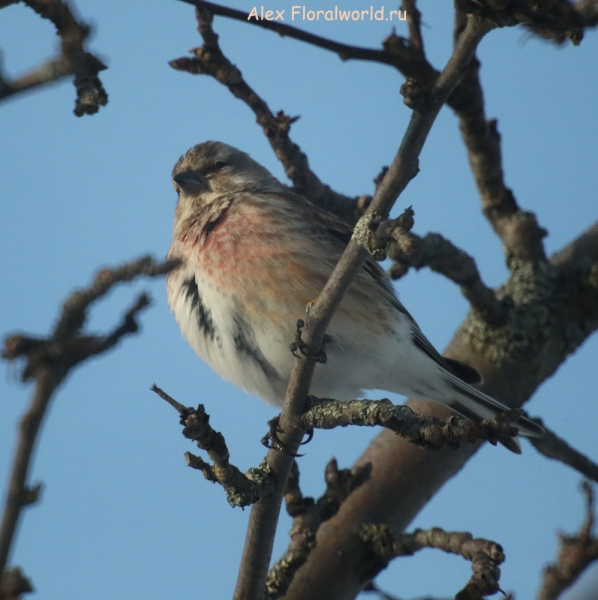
260,417 -> 313,456
289,319 -> 331,364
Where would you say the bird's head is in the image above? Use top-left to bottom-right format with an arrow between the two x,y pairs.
172,141 -> 282,205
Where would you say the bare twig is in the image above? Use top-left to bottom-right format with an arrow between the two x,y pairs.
0,0 -> 108,115
528,417 -> 598,484
0,256 -> 177,578
360,525 -> 504,599
538,482 -> 598,600
0,566 -> 34,598
178,0 -> 437,82
151,385 -> 274,508
170,4 -> 362,224
234,14 -> 494,600
448,31 -> 547,268
385,222 -> 507,325
266,461 -> 319,599
402,0 -> 425,54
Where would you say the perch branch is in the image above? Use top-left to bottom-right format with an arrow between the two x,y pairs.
234,14 -> 494,600
303,397 -> 521,449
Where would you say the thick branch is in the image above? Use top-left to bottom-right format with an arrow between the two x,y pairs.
0,0 -> 108,115
235,15 -> 493,600
284,210 -> 598,600
538,482 -> 598,600
0,257 -> 177,577
151,386 -> 274,508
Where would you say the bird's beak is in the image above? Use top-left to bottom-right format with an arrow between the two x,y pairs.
173,170 -> 208,196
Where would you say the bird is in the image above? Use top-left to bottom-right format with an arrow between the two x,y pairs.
166,141 -> 543,452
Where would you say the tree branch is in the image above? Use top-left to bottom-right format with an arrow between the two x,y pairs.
385,222 -> 507,326
266,459 -> 371,599
360,525 -> 504,600
170,3 -> 363,224
528,417 -> 598,484
0,256 -> 177,579
234,14 -> 494,600
177,0 -> 437,82
303,397 -> 520,449
0,566 -> 34,599
151,386 -> 275,508
283,205 -> 598,600
448,47 -> 548,267
0,0 -> 108,116
537,481 -> 598,600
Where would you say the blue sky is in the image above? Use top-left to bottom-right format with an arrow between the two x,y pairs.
1,1 -> 597,598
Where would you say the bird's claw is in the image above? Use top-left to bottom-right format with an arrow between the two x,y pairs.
289,319 -> 330,364
300,427 -> 314,446
261,416 -> 305,457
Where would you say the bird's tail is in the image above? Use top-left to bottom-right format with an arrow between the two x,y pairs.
442,372 -> 544,454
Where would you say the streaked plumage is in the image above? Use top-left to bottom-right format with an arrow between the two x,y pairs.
167,141 -> 543,451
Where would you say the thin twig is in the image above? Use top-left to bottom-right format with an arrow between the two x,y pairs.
151,386 -> 274,508
402,0 -> 425,54
170,4 -> 363,224
0,0 -> 108,115
537,481 -> 598,600
233,14 -> 494,600
449,26 -> 547,268
0,256 -> 177,578
528,417 -> 598,483
177,0 -> 437,81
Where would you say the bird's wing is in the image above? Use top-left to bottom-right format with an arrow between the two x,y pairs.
262,190 -> 483,384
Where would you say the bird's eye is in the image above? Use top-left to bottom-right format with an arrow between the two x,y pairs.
214,160 -> 227,170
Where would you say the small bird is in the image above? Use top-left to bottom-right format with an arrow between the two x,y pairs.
166,141 -> 543,451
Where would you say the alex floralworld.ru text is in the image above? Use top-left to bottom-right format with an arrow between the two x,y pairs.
247,6 -> 407,21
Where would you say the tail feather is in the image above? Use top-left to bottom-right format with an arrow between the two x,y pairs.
445,375 -> 544,440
